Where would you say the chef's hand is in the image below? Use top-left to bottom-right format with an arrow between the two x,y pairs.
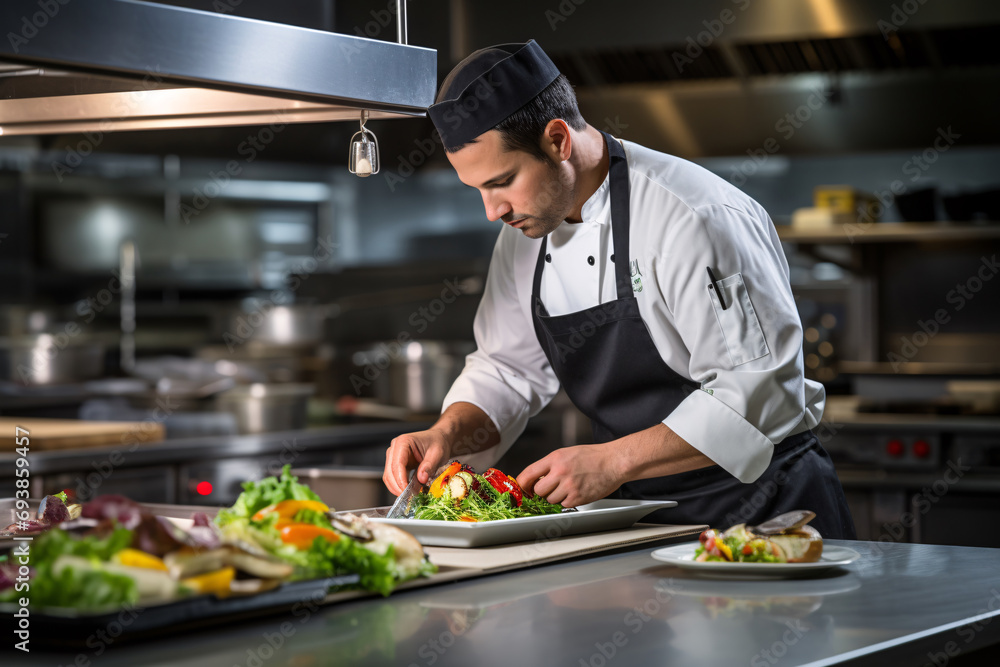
383,428 -> 452,496
517,443 -> 624,508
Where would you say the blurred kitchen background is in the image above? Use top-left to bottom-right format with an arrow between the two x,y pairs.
1,0 -> 999,546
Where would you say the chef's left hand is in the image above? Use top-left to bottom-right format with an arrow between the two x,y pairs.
516,444 -> 624,508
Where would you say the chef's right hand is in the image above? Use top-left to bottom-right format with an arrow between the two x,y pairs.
383,428 -> 452,496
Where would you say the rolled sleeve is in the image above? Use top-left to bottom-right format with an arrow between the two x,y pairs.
441,227 -> 560,468
663,388 -> 774,482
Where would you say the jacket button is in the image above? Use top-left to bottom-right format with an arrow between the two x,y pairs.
545,253 -> 552,263
611,254 -> 615,263
587,256 -> 595,266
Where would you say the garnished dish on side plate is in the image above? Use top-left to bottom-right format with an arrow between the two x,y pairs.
411,461 -> 564,522
0,466 -> 435,613
651,511 -> 860,578
695,510 -> 824,563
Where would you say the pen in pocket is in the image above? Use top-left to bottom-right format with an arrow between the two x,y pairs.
706,267 -> 727,310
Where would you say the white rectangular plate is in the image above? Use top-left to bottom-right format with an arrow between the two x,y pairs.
358,499 -> 677,548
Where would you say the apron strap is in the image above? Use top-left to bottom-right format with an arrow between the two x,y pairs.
532,235 -> 548,312
602,131 -> 633,300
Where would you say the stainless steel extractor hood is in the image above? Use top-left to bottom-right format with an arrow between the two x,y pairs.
452,0 -> 1000,157
0,0 -> 436,136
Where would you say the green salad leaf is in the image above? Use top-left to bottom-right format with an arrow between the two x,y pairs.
519,493 -> 566,517
24,563 -> 139,610
292,508 -> 334,530
216,464 -> 321,526
297,537 -> 398,596
0,526 -> 138,610
33,524 -> 134,563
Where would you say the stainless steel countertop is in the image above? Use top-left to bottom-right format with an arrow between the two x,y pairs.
0,422 -> 429,475
8,540 -> 1000,666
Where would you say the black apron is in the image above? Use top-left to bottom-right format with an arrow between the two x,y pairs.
530,132 -> 855,539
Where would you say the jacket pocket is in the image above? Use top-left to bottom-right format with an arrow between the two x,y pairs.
709,272 -> 770,366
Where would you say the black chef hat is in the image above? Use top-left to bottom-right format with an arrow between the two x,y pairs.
428,40 -> 561,150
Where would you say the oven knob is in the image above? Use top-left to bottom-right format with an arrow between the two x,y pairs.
913,440 -> 931,459
886,439 -> 904,457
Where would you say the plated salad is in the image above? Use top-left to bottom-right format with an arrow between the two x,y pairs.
0,466 -> 436,612
411,461 -> 564,522
213,465 -> 436,595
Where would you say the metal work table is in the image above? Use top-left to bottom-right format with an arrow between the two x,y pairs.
7,540 -> 1000,666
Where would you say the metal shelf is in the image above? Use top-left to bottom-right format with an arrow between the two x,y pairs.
839,360 -> 1000,376
777,222 -> 1000,244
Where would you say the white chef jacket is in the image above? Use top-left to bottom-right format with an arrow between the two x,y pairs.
442,138 -> 825,483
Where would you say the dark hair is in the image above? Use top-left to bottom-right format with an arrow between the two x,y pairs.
444,74 -> 587,161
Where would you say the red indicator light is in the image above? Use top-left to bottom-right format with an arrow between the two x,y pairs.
886,440 -> 904,457
913,440 -> 931,458
196,481 -> 213,496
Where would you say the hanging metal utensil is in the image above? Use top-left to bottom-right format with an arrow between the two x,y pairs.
348,110 -> 379,177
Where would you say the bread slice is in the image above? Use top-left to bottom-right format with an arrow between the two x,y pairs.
767,525 -> 824,563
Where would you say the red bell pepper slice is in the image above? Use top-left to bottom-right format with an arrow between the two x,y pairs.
482,468 -> 523,507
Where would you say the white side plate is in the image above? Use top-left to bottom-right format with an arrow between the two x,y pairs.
362,499 -> 677,548
651,542 -> 860,579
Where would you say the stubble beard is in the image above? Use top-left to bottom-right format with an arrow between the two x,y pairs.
518,162 -> 576,239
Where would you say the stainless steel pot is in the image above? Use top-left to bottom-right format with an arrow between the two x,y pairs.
196,343 -> 321,384
355,340 -> 474,414
215,302 -> 337,346
215,383 -> 315,434
124,356 -> 238,411
0,334 -> 106,386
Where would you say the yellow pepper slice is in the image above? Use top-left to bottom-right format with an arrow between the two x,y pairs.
715,538 -> 733,561
428,461 -> 462,498
112,548 -> 169,571
182,566 -> 236,595
279,523 -> 341,550
251,499 -> 329,522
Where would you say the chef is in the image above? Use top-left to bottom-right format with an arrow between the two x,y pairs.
383,40 -> 855,539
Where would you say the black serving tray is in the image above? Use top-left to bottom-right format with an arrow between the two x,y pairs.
0,573 -> 361,647
1,499 -> 365,647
